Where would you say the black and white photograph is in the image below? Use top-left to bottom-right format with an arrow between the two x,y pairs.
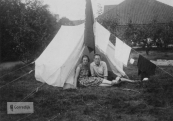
1,0 -> 173,120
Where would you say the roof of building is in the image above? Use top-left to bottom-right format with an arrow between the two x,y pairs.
99,0 -> 173,25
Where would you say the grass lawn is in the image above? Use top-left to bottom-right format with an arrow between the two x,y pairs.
0,50 -> 173,121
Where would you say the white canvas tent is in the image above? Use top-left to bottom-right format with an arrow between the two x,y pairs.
35,22 -> 126,89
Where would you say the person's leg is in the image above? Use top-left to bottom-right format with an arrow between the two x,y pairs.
99,78 -> 120,86
120,78 -> 135,82
112,76 -> 136,84
102,79 -> 112,84
99,77 -> 135,86
99,83 -> 111,86
98,79 -> 113,86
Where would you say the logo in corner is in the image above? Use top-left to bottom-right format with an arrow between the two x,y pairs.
7,102 -> 34,114
10,105 -> 13,112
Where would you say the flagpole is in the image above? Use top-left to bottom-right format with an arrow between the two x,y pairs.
93,18 -> 96,54
84,0 -> 95,53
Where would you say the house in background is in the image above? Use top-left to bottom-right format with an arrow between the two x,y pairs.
101,0 -> 173,25
98,0 -> 173,45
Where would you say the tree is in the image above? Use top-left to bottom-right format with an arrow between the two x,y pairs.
59,17 -> 74,26
122,18 -> 173,49
0,0 -> 61,62
97,11 -> 119,33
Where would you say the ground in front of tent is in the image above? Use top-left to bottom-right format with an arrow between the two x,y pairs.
1,50 -> 173,121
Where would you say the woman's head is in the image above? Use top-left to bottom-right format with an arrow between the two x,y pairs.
81,55 -> 90,65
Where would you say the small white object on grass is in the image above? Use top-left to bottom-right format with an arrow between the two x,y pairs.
130,58 -> 135,64
143,78 -> 149,81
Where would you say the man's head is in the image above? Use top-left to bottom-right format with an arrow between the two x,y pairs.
94,54 -> 101,66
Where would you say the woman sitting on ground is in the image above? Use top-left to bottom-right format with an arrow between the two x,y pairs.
74,55 -> 120,87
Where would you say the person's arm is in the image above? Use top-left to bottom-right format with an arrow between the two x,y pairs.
74,66 -> 80,87
103,62 -> 108,79
90,63 -> 95,77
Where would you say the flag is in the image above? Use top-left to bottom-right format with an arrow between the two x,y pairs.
137,55 -> 156,80
84,0 -> 95,53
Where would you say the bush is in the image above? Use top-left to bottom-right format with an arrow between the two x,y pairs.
0,0 -> 61,62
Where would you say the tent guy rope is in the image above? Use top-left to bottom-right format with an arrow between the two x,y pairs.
19,82 -> 45,102
0,61 -> 35,79
0,70 -> 34,89
16,113 -> 33,121
106,28 -> 173,79
131,48 -> 173,79
16,82 -> 45,121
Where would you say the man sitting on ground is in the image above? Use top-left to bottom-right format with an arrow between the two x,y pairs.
90,54 -> 108,79
90,54 -> 134,84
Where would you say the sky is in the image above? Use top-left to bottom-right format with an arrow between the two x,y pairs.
43,0 -> 173,20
